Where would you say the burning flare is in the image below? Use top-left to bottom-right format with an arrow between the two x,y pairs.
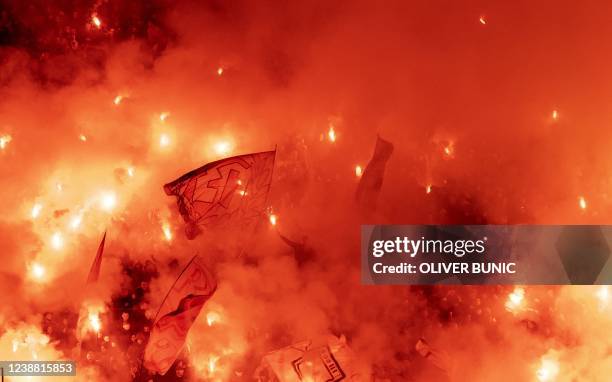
505,286 -> 525,312
327,125 -> 337,142
355,165 -> 363,177
0,133 -> 12,149
578,196 -> 587,210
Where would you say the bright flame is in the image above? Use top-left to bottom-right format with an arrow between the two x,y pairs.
596,285 -> 609,307
0,134 -> 12,149
208,355 -> 219,373
536,357 -> 560,381
269,214 -> 278,226
91,15 -> 102,28
444,142 -> 454,157
113,95 -> 124,105
100,191 -> 117,211
31,203 -> 43,219
552,109 -> 558,120
127,166 -> 135,177
162,222 -> 173,242
159,112 -> 170,122
479,16 -> 487,25
328,126 -> 337,142
213,140 -> 232,156
579,196 -> 587,210
88,312 -> 101,333
160,133 -> 171,147
70,214 -> 82,230
505,286 -> 525,312
30,263 -> 46,280
238,190 -> 247,196
355,165 -> 363,177
50,232 -> 64,250
426,184 -> 432,194
217,67 -> 224,76
79,134 -> 87,142
206,311 -> 221,326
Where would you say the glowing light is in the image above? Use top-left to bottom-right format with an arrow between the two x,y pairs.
355,165 -> 363,177
51,232 -> 64,250
31,203 -> 43,219
127,166 -> 135,177
328,126 -> 337,142
213,140 -> 232,156
269,214 -> 278,226
426,184 -> 432,194
579,196 -> 587,210
160,133 -> 171,147
479,16 -> 487,25
56,182 -> 63,192
444,142 -> 454,157
31,263 -> 46,280
88,312 -> 101,333
70,215 -> 82,230
162,222 -> 172,242
536,357 -> 560,381
79,134 -> 87,142
505,286 -> 525,312
596,285 -> 609,306
208,355 -> 219,373
159,112 -> 170,122
217,67 -> 224,76
100,191 -> 117,211
552,109 -> 559,121
206,311 -> 221,326
0,134 -> 12,149
91,14 -> 102,28
238,190 -> 247,196
113,95 -> 124,105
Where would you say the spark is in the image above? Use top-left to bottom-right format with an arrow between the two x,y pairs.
88,312 -> 101,333
51,232 -> 64,250
127,166 -> 135,177
159,133 -> 171,147
159,112 -> 170,122
113,95 -> 124,105
536,357 -> 559,381
217,67 -> 224,76
31,263 -> 46,280
579,196 -> 587,210
269,214 -> 278,226
505,286 -> 525,312
426,184 -> 432,194
31,203 -> 43,219
79,134 -> 87,142
355,165 -> 363,177
213,140 -> 232,156
479,16 -> 487,25
444,142 -> 454,157
162,222 -> 173,242
206,311 -> 221,326
91,14 -> 102,29
328,125 -> 337,142
552,109 -> 559,121
100,191 -> 117,211
0,134 -> 12,149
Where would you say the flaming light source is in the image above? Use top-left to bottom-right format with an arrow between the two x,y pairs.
217,67 -> 224,76
213,140 -> 232,156
113,95 -> 124,105
479,16 -> 487,25
162,222 -> 173,242
0,134 -> 12,149
208,355 -> 219,374
79,134 -> 87,142
159,133 -> 171,148
536,357 -> 560,381
100,191 -> 117,211
50,232 -> 64,250
355,165 -> 363,177
31,203 -> 43,219
206,311 -> 221,326
444,142 -> 454,157
328,126 -> 337,142
30,263 -> 46,280
91,14 -> 102,29
552,109 -> 559,121
269,213 -> 278,226
426,184 -> 432,194
88,312 -> 101,333
127,166 -> 135,177
505,286 -> 525,312
159,112 -> 170,122
70,214 -> 82,230
579,196 -> 587,210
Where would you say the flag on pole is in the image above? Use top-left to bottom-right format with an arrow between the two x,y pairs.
143,256 -> 217,375
86,231 -> 106,284
164,150 -> 276,239
355,136 -> 393,209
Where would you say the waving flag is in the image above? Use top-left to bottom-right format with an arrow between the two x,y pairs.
86,231 -> 106,284
143,256 -> 217,375
356,136 -> 393,209
164,150 -> 276,239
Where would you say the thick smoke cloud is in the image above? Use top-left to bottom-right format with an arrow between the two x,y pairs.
0,0 -> 611,381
